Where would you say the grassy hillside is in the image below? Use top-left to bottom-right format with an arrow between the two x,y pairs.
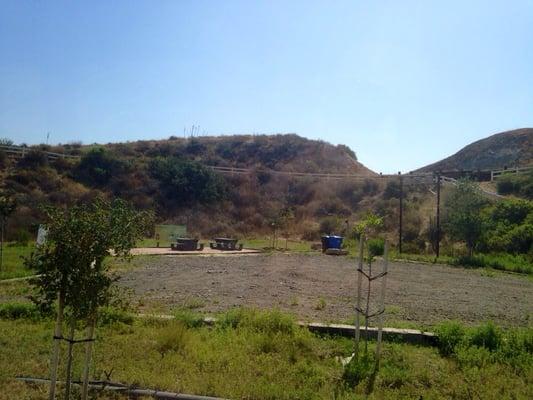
417,128 -> 533,172
2,134 -> 394,240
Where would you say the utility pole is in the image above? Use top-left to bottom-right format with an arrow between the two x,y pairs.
436,172 -> 441,258
398,171 -> 403,254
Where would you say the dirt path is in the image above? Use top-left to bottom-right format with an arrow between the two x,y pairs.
118,253 -> 533,327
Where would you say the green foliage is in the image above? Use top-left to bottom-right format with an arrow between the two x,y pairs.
435,321 -> 466,356
155,322 -> 193,357
149,157 -> 226,205
75,147 -> 127,186
217,308 -> 296,335
482,198 -> 533,254
26,198 -> 153,321
367,238 -> 385,257
0,302 -> 42,321
444,179 -> 489,255
453,253 -> 532,274
496,170 -> 533,199
342,353 -> 374,387
98,306 -> 135,326
354,213 -> 383,237
172,309 -> 205,328
435,321 -> 533,374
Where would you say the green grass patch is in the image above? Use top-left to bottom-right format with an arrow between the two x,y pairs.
0,243 -> 35,280
391,251 -> 533,275
0,309 -> 532,399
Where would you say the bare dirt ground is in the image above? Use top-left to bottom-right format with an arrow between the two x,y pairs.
118,253 -> 533,327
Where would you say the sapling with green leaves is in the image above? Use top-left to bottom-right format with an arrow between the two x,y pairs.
25,198 -> 153,400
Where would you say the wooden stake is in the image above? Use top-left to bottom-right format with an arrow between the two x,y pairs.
49,292 -> 64,400
375,242 -> 389,368
81,316 -> 96,400
354,236 -> 364,359
64,320 -> 76,400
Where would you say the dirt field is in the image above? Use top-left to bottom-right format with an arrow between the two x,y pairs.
118,253 -> 533,327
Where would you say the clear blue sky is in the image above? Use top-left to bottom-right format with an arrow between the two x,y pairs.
1,0 -> 532,173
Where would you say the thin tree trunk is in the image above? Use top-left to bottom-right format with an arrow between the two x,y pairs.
64,320 -> 76,400
49,292 -> 64,400
81,315 -> 96,400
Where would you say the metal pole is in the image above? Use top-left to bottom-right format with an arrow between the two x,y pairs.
398,172 -> 403,254
436,172 -> 441,258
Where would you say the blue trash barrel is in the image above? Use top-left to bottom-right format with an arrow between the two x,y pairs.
327,235 -> 343,249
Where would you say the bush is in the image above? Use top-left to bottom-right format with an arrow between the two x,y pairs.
0,302 -> 42,321
342,353 -> 373,387
453,253 -> 532,274
367,238 -> 385,257
469,322 -> 501,351
435,321 -> 466,356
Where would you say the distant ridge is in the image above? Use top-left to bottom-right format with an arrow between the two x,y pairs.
416,128 -> 533,172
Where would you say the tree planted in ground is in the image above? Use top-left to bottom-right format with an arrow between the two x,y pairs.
0,192 -> 16,270
26,198 -> 153,400
444,179 -> 489,256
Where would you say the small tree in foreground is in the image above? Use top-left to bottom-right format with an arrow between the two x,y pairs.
26,198 -> 152,400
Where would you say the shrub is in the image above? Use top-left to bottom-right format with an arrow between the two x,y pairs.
435,321 -> 466,356
342,353 -> 373,388
0,302 -> 42,321
367,238 -> 385,257
469,322 -> 501,351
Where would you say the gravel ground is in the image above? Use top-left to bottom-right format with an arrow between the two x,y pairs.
118,253 -> 533,327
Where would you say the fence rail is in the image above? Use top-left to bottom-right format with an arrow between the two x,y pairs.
0,145 -> 80,161
490,165 -> 533,181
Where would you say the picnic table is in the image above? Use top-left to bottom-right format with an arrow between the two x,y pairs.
171,238 -> 204,251
209,237 -> 243,251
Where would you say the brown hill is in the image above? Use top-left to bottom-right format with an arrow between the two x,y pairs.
417,128 -> 533,172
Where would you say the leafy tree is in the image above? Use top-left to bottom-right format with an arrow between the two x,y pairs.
25,198 -> 152,400
496,171 -> 533,199
444,180 -> 489,256
149,157 -> 226,205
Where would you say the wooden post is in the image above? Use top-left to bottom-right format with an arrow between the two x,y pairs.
64,321 -> 76,400
398,172 -> 403,254
81,316 -> 96,400
49,292 -> 64,400
436,173 -> 441,258
375,242 -> 388,369
354,236 -> 364,359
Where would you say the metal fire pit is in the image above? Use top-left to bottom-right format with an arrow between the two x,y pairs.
209,237 -> 243,251
171,238 -> 204,251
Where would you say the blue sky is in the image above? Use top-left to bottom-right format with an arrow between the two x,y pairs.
1,0 -> 532,173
